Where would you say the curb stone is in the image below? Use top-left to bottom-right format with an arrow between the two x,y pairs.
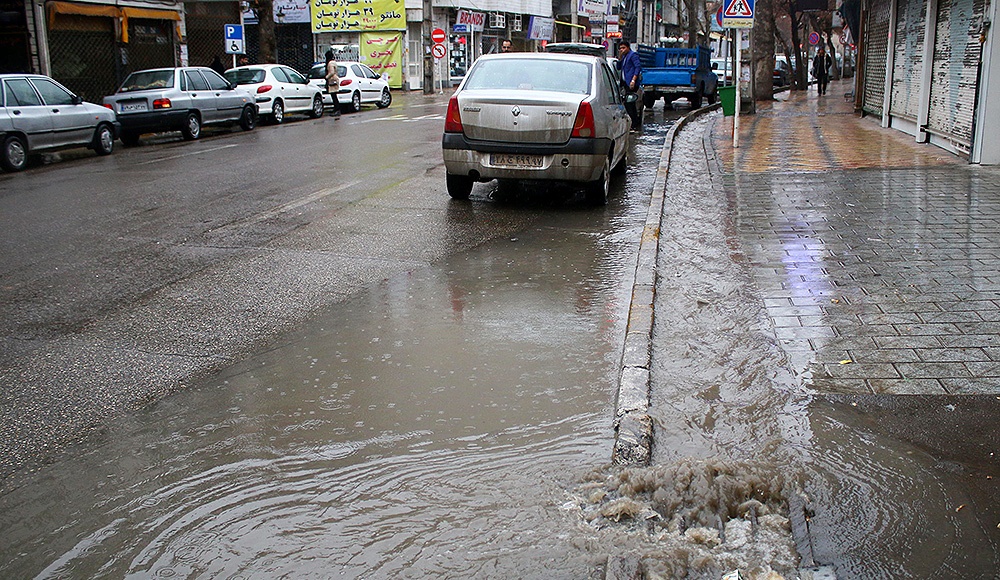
611,103 -> 722,467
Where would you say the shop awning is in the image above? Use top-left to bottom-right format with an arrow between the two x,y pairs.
46,1 -> 181,42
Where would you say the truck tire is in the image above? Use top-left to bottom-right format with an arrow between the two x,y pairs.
707,90 -> 717,105
642,92 -> 656,108
690,92 -> 703,108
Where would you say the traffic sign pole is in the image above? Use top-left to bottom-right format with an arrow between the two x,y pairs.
734,28 -> 741,148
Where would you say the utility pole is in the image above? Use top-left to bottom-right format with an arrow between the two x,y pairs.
423,0 -> 433,93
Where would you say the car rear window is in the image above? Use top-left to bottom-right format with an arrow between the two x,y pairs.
308,65 -> 325,79
463,59 -> 591,94
225,69 -> 266,85
119,70 -> 174,92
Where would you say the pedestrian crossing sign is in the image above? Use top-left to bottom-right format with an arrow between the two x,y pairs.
722,0 -> 754,28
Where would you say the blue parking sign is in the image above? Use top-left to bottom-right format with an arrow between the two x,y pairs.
225,24 -> 244,54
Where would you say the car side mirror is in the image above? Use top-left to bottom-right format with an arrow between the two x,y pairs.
72,95 -> 83,105
228,82 -> 236,90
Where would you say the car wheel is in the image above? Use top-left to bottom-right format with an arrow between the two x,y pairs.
182,112 -> 201,140
446,174 -> 473,200
690,92 -> 703,108
93,124 -> 114,155
121,130 -> 141,147
585,158 -> 610,206
376,88 -> 391,109
309,95 -> 324,118
239,105 -> 257,131
1,134 -> 28,172
611,148 -> 627,176
271,100 -> 284,124
351,91 -> 362,113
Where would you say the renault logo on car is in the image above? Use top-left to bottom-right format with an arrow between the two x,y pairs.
511,106 -> 521,117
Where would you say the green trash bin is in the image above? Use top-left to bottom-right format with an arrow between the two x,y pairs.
719,86 -> 736,116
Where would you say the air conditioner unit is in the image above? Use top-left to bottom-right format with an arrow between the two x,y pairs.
511,14 -> 521,31
489,12 -> 506,29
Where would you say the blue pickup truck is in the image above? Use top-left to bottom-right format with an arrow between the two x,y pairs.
637,44 -> 718,108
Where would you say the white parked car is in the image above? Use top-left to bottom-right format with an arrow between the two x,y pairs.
1,73 -> 118,171
307,61 -> 392,112
224,64 -> 324,124
442,52 -> 630,204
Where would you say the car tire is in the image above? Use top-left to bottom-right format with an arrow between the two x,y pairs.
121,130 -> 141,147
93,124 -> 114,155
271,100 -> 284,124
707,90 -> 717,105
585,158 -> 610,206
690,91 -> 703,108
446,174 -> 473,200
351,91 -> 362,113
376,88 -> 391,109
1,134 -> 28,172
611,148 -> 627,176
309,95 -> 324,118
240,105 -> 257,131
181,112 -> 201,140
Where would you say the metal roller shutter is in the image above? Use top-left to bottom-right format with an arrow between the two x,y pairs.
890,0 -> 927,120
926,0 -> 986,150
862,0 -> 891,117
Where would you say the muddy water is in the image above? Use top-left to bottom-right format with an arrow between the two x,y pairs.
0,125 -> 677,578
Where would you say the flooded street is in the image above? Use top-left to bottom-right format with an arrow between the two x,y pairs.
5,91 -> 1000,579
0,108 -> 684,577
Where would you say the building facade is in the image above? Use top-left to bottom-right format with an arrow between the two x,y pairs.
856,0 -> 1000,164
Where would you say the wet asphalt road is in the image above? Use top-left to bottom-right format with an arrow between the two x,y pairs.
0,94 -> 680,488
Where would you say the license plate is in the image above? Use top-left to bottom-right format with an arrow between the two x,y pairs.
119,101 -> 148,113
490,153 -> 543,168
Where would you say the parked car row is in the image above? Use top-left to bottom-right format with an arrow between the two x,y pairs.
1,62 -> 392,172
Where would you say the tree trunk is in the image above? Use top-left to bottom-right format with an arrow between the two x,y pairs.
752,0 -> 775,100
257,0 -> 276,64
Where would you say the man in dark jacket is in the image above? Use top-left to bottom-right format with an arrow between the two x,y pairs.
812,47 -> 833,96
618,41 -> 642,130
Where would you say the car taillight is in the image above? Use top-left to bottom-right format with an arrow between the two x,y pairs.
444,96 -> 463,133
153,98 -> 171,109
102,103 -> 112,110
256,85 -> 273,93
340,79 -> 352,86
571,101 -> 595,138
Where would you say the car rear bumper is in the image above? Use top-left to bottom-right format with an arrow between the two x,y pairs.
116,110 -> 191,133
442,133 -> 613,182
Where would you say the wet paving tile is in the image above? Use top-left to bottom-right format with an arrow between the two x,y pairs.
710,81 -> 1000,394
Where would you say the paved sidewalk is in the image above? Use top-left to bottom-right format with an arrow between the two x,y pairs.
711,79 -> 1000,395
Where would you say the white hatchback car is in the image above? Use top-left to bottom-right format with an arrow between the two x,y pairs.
224,64 -> 324,123
307,62 -> 392,112
442,52 -> 630,204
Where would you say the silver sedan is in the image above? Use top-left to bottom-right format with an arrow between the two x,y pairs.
441,52 -> 630,204
103,67 -> 257,146
1,74 -> 118,171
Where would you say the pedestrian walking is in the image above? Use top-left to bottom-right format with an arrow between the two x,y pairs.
618,41 -> 642,131
812,47 -> 833,96
210,55 -> 226,76
325,49 -> 342,117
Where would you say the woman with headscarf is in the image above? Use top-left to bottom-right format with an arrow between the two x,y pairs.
325,49 -> 342,117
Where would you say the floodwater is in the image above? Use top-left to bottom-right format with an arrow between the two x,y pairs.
0,119 -> 678,578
